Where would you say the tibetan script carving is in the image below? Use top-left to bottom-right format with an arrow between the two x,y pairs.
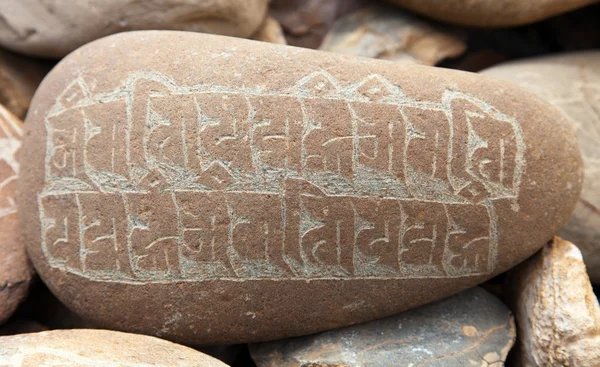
38,71 -> 525,282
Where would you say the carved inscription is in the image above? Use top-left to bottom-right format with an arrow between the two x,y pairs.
0,107 -> 22,220
39,71 -> 525,282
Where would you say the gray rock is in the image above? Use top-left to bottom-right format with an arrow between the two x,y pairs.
250,287 -> 515,367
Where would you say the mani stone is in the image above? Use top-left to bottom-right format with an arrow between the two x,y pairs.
19,31 -> 583,344
481,52 -> 600,283
386,0 -> 599,27
506,237 -> 600,366
0,105 -> 33,325
250,287 -> 516,367
0,0 -> 270,58
320,5 -> 466,66
0,329 -> 229,366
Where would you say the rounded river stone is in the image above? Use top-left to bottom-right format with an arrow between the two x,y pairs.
19,31 -> 582,344
250,287 -> 516,367
386,0 -> 599,27
0,0 -> 269,58
482,52 -> 600,283
0,105 -> 33,325
0,329 -> 228,366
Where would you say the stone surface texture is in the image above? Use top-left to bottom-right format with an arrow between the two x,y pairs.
252,17 -> 287,45
482,52 -> 600,283
0,105 -> 33,325
0,329 -> 229,366
506,237 -> 600,366
19,31 -> 582,344
0,0 -> 270,58
0,49 -> 50,119
269,0 -> 366,49
250,287 -> 516,367
387,0 -> 599,27
320,5 -> 466,66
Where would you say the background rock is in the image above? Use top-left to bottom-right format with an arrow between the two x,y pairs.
506,237 -> 600,366
385,0 -> 599,27
482,52 -> 600,283
250,287 -> 515,367
320,5 -> 466,65
0,0 -> 270,58
0,49 -> 51,119
0,329 -> 229,366
269,0 -> 367,49
252,17 -> 287,45
0,105 -> 33,325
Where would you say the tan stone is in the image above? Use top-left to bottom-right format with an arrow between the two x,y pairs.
320,5 -> 466,66
482,52 -> 600,283
0,105 -> 33,325
506,237 -> 600,366
0,329 -> 228,366
19,31 -> 582,344
386,0 -> 599,27
252,17 -> 287,45
0,49 -> 51,119
0,0 -> 270,58
250,287 -> 516,367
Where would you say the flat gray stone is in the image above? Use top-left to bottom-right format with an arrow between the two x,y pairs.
250,287 -> 515,367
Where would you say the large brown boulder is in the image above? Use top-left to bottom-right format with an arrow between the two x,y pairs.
19,31 -> 582,344
386,0 -> 599,27
0,0 -> 270,58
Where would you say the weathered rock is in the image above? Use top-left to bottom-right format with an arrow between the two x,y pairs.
0,0 -> 270,58
0,329 -> 229,366
506,237 -> 600,366
250,287 -> 515,367
19,31 -> 582,344
0,49 -> 51,119
482,52 -> 600,283
320,5 -> 466,66
252,17 -> 287,45
269,0 -> 366,49
386,0 -> 599,27
0,105 -> 33,325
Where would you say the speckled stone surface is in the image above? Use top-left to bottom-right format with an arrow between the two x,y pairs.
20,31 -> 582,344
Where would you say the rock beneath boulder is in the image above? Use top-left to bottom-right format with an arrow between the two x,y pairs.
252,17 -> 287,45
386,0 -> 599,27
0,0 -> 270,58
0,105 -> 33,325
0,318 -> 47,336
506,237 -> 600,366
0,49 -> 51,119
482,52 -> 600,283
250,287 -> 515,367
20,31 -> 582,344
0,329 -> 228,366
320,5 -> 466,66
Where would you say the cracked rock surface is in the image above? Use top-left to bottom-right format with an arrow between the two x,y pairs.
506,237 -> 600,367
482,52 -> 600,283
320,5 -> 466,66
250,287 -> 516,367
